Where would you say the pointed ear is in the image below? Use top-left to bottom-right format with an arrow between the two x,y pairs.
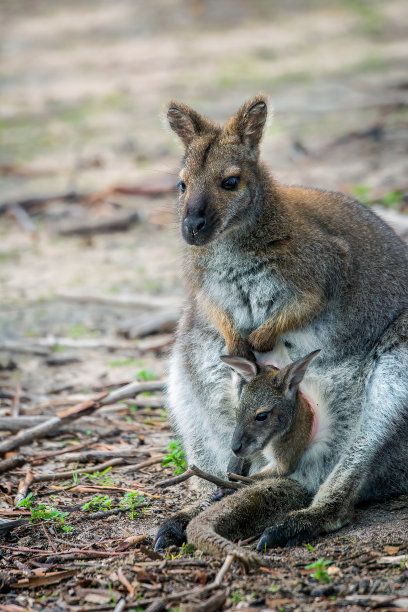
220,355 -> 258,382
224,95 -> 269,148
277,350 -> 321,400
166,101 -> 217,148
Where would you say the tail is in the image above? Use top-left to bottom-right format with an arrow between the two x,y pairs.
187,514 -> 262,570
186,477 -> 311,569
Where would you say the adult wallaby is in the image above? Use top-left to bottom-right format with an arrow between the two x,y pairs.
186,351 -> 320,568
154,95 -> 408,551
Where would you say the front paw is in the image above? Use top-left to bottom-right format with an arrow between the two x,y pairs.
154,519 -> 186,550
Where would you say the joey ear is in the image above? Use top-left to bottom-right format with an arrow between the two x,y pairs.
277,350 -> 321,400
166,102 -> 217,148
220,355 -> 258,382
224,95 -> 269,148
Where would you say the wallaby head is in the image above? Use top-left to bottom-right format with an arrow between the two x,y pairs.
166,95 -> 269,246
221,350 -> 320,459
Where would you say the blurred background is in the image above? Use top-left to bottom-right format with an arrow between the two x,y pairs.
1,0 -> 407,394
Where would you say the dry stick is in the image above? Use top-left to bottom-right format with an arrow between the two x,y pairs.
226,472 -> 255,484
118,567 -> 135,597
41,523 -> 57,553
14,469 -> 33,506
183,590 -> 227,612
113,600 -> 126,612
156,464 -> 245,490
0,380 -> 165,456
165,553 -> 235,602
41,449 -> 144,463
122,455 -> 165,474
0,545 -> 128,558
0,454 -> 26,474
30,438 -> 99,464
11,382 -> 22,418
31,457 -> 126,483
156,467 -> 195,488
0,396 -> 105,456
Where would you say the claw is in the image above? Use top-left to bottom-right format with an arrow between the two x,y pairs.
153,520 -> 186,550
256,525 -> 289,550
153,535 -> 167,551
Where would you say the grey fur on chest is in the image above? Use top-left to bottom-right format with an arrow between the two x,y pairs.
201,250 -> 292,336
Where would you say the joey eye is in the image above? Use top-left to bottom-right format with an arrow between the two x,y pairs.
221,176 -> 239,190
255,411 -> 270,423
177,180 -> 186,193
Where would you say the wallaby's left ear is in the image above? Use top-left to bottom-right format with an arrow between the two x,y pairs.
277,350 -> 321,400
220,355 -> 258,382
166,101 -> 218,149
224,95 -> 269,148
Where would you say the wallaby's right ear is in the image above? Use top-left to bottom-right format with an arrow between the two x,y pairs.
166,102 -> 216,148
224,95 -> 269,149
220,355 -> 258,382
277,350 -> 321,400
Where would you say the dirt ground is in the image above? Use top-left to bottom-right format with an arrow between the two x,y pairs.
1,1 -> 408,610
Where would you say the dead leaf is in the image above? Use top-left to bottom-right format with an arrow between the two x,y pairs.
10,569 -> 78,588
384,545 -> 400,555
116,533 -> 147,551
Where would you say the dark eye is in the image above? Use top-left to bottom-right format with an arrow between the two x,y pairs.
255,411 -> 270,423
221,176 -> 239,190
177,180 -> 186,193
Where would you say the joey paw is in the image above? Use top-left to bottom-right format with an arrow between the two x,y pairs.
212,487 -> 234,502
154,520 -> 186,550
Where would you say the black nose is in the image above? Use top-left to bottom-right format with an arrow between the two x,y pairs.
184,211 -> 206,236
231,440 -> 242,455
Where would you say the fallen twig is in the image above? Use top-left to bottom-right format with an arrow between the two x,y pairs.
226,472 -> 254,484
0,380 -> 164,456
165,553 -> 235,603
57,211 -> 139,237
0,454 -> 26,474
118,310 -> 179,339
14,469 -> 33,506
156,465 -> 245,490
31,457 -> 127,482
123,455 -> 166,474
0,395 -> 106,456
41,523 -> 57,553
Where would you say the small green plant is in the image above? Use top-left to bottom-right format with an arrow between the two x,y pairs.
136,369 -> 156,381
268,584 -> 280,593
352,184 -> 372,204
382,190 -> 403,209
17,494 -> 72,532
305,542 -> 315,552
230,590 -> 243,603
108,582 -> 116,605
162,440 -> 187,475
305,557 -> 332,583
119,492 -> 146,518
81,495 -> 114,512
400,555 -> 407,570
81,466 -> 114,486
108,357 -> 139,367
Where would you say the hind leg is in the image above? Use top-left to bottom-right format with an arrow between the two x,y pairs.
258,343 -> 408,549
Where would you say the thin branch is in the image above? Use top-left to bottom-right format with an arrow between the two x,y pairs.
226,472 -> 254,484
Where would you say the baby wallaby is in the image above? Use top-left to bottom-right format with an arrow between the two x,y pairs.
224,349 -> 320,478
186,350 -> 319,567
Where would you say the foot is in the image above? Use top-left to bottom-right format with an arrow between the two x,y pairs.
256,504 -> 352,550
154,518 -> 186,550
